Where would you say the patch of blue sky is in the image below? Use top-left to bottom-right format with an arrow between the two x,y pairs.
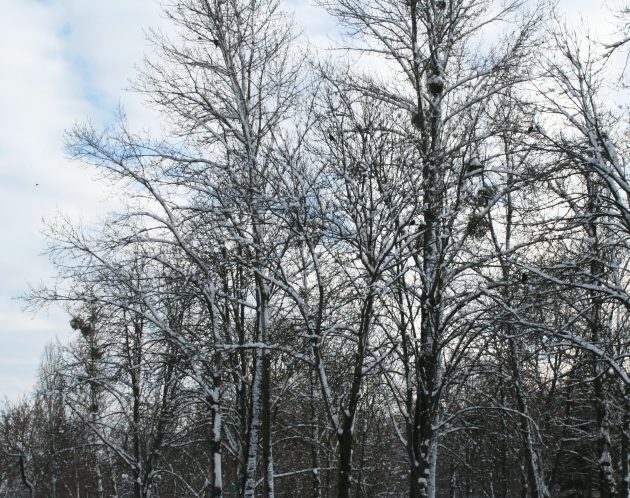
58,26 -> 118,126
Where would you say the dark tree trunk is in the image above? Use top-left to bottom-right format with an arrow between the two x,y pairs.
261,354 -> 274,497
622,389 -> 630,498
310,373 -> 322,498
337,424 -> 354,498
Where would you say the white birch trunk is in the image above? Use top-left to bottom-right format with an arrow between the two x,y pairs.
243,347 -> 263,498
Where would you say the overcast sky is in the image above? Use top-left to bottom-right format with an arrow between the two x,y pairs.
0,0 -> 620,402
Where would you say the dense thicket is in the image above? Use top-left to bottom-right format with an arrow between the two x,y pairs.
4,0 -> 630,496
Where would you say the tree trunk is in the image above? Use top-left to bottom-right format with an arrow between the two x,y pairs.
428,438 -> 437,498
243,347 -> 263,498
594,368 -> 616,498
210,370 -> 223,498
310,373 -> 322,498
244,277 -> 269,498
586,174 -> 617,498
337,425 -> 354,498
261,354 -> 274,498
18,454 -> 35,498
622,388 -> 630,498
